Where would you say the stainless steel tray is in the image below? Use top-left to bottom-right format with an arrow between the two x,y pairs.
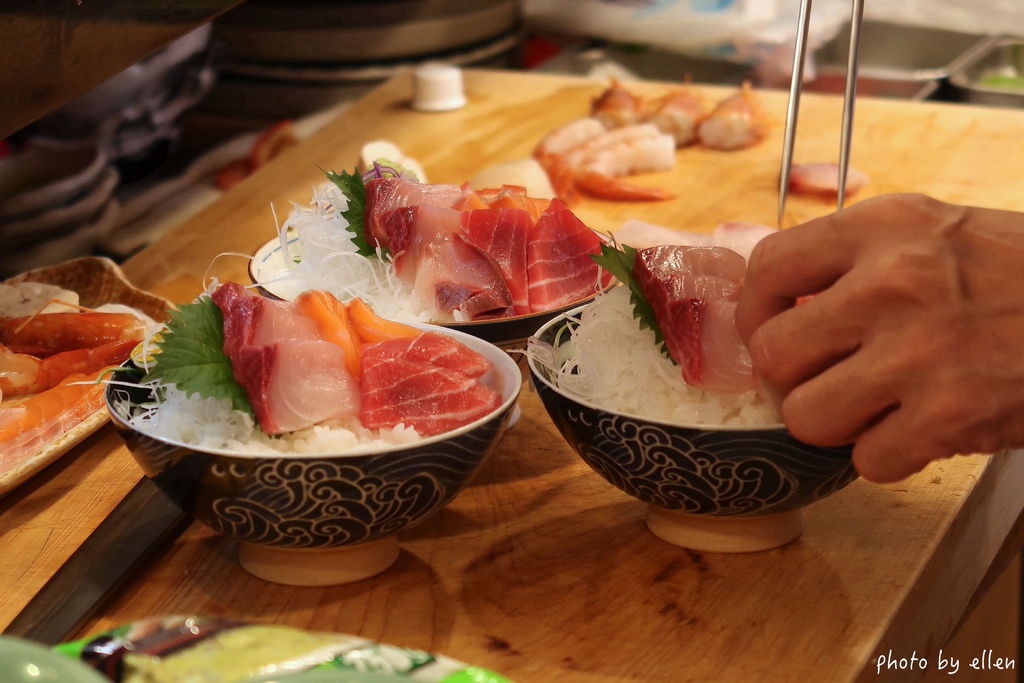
814,20 -> 993,82
948,37 -> 1024,108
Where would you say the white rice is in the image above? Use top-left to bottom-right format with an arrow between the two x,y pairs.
530,286 -> 781,427
124,385 -> 423,455
271,182 -> 454,323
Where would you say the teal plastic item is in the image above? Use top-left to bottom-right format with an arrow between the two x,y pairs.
0,636 -> 109,683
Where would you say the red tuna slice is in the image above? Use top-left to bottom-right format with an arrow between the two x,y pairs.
232,339 -> 360,435
360,331 -> 493,379
526,199 -> 608,312
360,336 -> 502,436
633,245 -> 754,393
461,207 -> 531,315
364,177 -> 462,251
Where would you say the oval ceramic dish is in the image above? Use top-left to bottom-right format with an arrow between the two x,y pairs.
0,257 -> 171,497
105,322 -> 522,586
527,306 -> 858,553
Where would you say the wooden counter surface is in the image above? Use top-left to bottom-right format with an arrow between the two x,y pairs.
4,69 -> 1024,682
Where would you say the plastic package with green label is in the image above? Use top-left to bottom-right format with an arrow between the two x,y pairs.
55,616 -> 512,683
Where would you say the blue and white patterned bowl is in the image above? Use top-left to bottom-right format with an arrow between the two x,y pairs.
527,306 -> 857,552
106,323 -> 521,584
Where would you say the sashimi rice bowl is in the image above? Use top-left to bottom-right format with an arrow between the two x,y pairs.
105,282 -> 521,586
526,243 -> 857,553
249,162 -> 615,361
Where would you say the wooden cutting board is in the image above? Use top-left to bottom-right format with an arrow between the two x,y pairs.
5,68 -> 1024,683
123,67 -> 1024,307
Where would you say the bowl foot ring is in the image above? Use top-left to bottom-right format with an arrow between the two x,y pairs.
238,537 -> 400,586
646,506 -> 803,553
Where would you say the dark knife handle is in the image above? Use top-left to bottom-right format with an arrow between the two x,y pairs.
5,477 -> 191,644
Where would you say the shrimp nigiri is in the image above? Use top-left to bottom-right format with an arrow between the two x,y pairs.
696,83 -> 768,151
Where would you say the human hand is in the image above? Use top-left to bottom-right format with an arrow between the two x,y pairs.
735,193 -> 1024,482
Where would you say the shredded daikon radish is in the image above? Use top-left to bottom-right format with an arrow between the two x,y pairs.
273,182 -> 446,323
531,287 -> 780,427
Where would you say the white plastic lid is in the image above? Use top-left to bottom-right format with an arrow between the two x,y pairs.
412,62 -> 467,112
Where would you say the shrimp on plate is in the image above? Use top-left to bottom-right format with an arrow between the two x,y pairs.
0,305 -> 150,460
0,310 -> 147,356
0,339 -> 139,397
696,83 -> 768,151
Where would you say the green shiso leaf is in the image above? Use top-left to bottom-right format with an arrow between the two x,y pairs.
145,296 -> 254,416
323,167 -> 381,258
591,242 -> 672,361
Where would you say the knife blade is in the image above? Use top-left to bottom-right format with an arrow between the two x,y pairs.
4,477 -> 190,644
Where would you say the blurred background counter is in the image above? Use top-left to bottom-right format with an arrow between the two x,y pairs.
2,0 -> 1023,278
2,1 -> 1024,680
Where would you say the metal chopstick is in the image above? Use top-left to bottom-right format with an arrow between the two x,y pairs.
778,0 -> 814,228
836,0 -> 865,211
778,0 -> 866,225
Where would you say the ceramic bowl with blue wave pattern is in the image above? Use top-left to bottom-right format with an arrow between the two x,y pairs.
105,324 -> 521,585
527,306 -> 857,553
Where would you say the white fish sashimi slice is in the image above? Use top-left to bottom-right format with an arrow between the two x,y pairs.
256,340 -> 360,435
696,298 -> 755,394
710,222 -> 777,263
615,220 -> 713,251
615,219 -> 775,263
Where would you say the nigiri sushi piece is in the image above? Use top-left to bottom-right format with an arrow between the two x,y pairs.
591,79 -> 645,129
633,245 -> 754,393
696,84 -> 767,151
646,88 -> 709,147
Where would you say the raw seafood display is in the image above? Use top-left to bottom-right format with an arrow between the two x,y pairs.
533,80 -> 770,204
117,282 -> 506,452
268,163 -> 612,324
54,615 -> 511,683
0,289 -> 153,468
529,242 -> 778,427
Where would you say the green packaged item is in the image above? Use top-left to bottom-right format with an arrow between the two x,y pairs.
55,616 -> 511,683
